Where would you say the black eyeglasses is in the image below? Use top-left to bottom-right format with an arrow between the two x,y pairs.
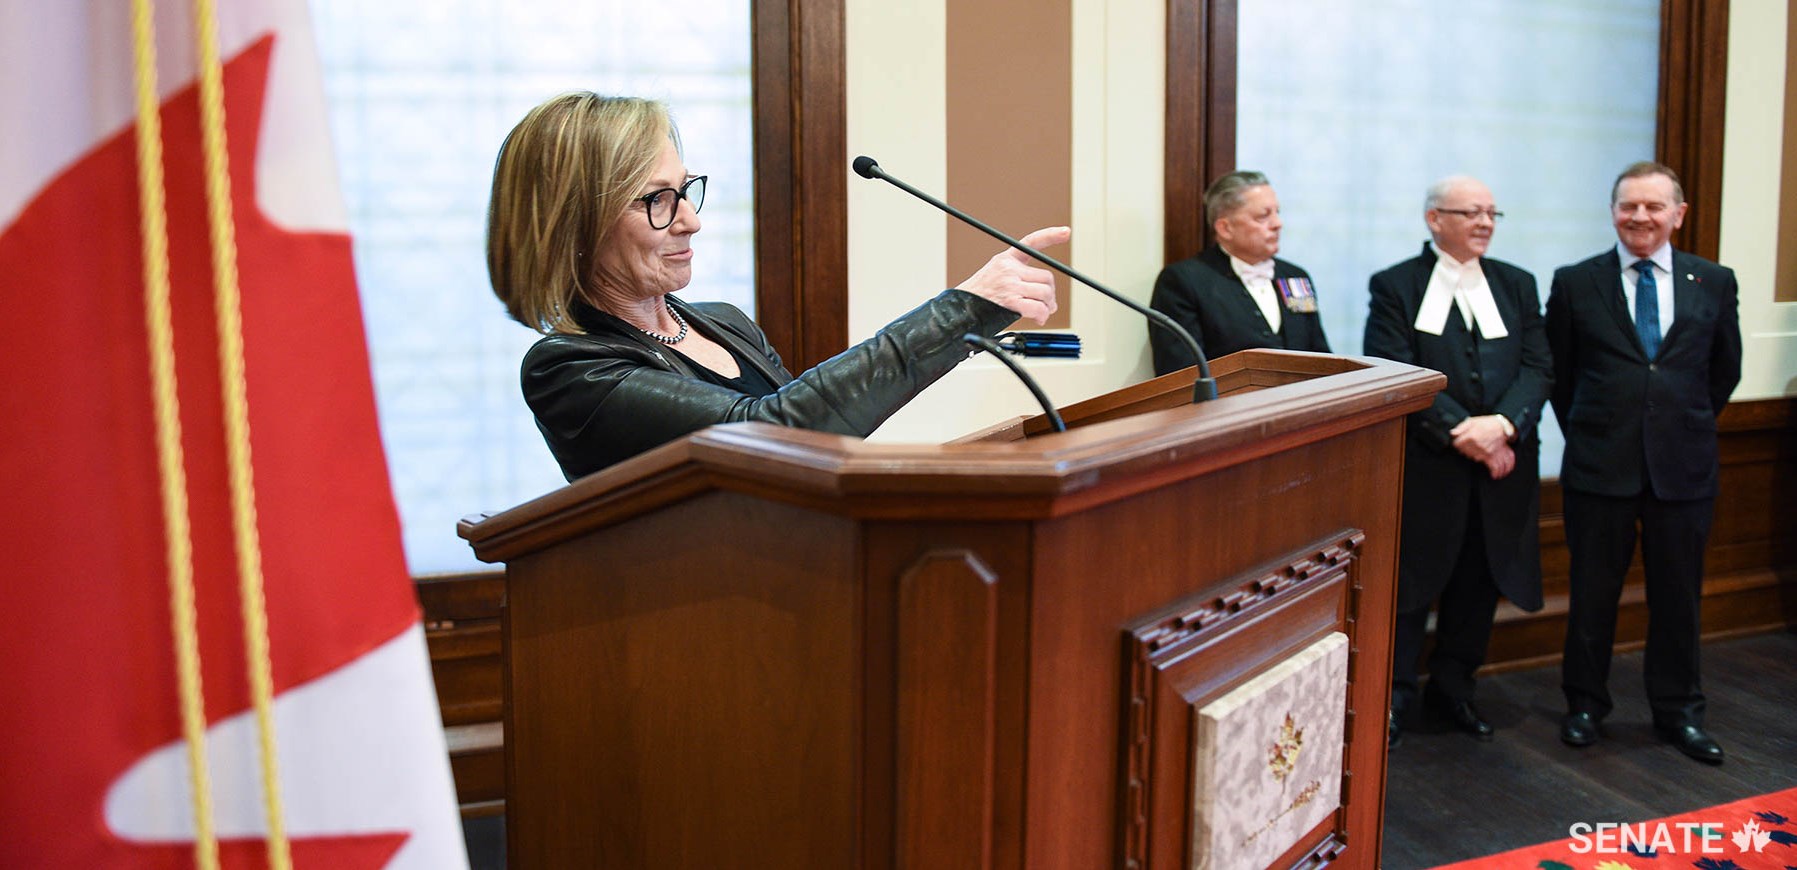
636,175 -> 707,229
1437,207 -> 1503,222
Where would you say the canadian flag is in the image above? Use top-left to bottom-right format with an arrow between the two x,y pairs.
0,3 -> 467,868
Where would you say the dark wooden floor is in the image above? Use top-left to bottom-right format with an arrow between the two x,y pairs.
1382,629 -> 1797,869
460,630 -> 1797,869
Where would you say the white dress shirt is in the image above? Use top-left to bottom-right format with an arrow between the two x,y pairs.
1229,255 -> 1282,333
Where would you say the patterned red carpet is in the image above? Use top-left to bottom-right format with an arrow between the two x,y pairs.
1433,787 -> 1797,869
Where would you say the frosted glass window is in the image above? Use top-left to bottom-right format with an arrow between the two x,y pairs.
309,0 -> 755,573
1236,0 -> 1660,476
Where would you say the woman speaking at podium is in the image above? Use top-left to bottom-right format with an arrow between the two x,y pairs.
486,92 -> 1066,480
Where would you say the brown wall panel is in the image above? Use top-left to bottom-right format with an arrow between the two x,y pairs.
947,0 -> 1074,328
753,0 -> 848,370
1164,0 -> 1237,263
1657,0 -> 1730,260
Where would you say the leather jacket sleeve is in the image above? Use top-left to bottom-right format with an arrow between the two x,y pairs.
524,289 -> 1017,480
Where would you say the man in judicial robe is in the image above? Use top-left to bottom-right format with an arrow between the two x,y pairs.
1364,175 -> 1550,748
1548,161 -> 1741,764
1149,171 -> 1330,375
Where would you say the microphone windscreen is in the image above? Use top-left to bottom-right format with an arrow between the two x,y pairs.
852,156 -> 881,179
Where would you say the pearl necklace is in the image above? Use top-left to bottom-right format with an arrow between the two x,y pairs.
637,299 -> 690,344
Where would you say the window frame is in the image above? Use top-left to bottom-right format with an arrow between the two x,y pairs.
752,0 -> 849,372
1162,0 -> 1729,263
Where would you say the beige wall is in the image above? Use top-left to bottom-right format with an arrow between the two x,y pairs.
846,0 -> 1795,444
1721,0 -> 1794,399
1783,0 -> 1797,307
847,0 -> 1164,442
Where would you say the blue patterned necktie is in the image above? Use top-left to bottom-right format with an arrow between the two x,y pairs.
1633,259 -> 1661,358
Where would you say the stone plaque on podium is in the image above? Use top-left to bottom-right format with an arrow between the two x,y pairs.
1190,632 -> 1348,870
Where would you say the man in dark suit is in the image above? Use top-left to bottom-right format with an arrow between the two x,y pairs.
1149,171 -> 1330,375
1547,161 -> 1742,764
1365,175 -> 1551,749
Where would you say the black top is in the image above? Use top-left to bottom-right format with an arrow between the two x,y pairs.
669,342 -> 780,397
1363,242 -> 1552,612
521,290 -> 1017,479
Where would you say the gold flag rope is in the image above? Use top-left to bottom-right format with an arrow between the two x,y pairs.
127,0 -> 220,867
188,0 -> 293,865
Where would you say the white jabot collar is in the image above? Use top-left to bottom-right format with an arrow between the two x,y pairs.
1229,255 -> 1275,282
1414,246 -> 1508,339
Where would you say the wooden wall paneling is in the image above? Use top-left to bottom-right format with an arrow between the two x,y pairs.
1657,0 -> 1730,261
1163,0 -> 1237,263
443,721 -> 504,815
752,0 -> 849,371
417,572 -> 505,813
1479,398 -> 1797,673
419,573 -> 504,725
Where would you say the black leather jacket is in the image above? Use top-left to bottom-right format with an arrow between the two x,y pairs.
523,289 -> 1016,479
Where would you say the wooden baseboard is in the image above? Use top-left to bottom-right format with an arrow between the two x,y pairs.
1465,397 -> 1797,673
1475,566 -> 1797,675
446,720 -> 504,816
424,571 -> 505,816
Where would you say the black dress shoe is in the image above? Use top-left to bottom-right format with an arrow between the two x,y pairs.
1434,699 -> 1495,740
1656,724 -> 1725,764
1388,709 -> 1403,750
1559,712 -> 1600,747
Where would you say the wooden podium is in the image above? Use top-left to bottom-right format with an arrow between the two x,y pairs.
458,349 -> 1442,869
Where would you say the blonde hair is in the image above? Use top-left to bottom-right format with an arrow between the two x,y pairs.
486,93 -> 674,334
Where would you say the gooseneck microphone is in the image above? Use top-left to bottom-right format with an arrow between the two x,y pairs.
963,334 -> 1068,433
853,155 -> 1217,402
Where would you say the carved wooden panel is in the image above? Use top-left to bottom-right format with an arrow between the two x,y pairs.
1119,531 -> 1364,870
897,550 -> 1000,869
